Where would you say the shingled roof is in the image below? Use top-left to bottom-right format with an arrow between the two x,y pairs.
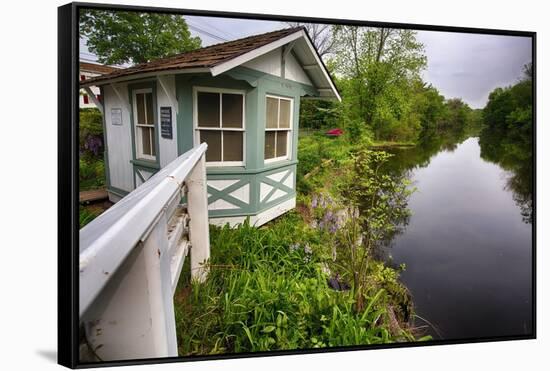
81,27 -> 305,86
80,61 -> 122,75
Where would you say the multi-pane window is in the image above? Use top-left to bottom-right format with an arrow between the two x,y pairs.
195,89 -> 245,166
133,89 -> 156,161
265,95 -> 292,162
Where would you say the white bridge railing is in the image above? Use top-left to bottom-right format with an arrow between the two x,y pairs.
79,143 -> 210,361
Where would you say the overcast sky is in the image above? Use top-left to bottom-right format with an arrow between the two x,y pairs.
80,15 -> 532,109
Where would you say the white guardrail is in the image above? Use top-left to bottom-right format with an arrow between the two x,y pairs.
79,143 -> 210,362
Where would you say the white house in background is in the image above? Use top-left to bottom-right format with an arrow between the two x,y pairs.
79,61 -> 122,108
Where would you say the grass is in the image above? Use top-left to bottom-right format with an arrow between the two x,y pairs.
174,214 -> 422,356
369,140 -> 416,148
79,154 -> 108,228
173,132 -> 427,356
79,205 -> 104,228
80,156 -> 105,192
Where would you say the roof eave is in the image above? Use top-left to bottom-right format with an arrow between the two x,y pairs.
79,28 -> 341,102
79,67 -> 211,88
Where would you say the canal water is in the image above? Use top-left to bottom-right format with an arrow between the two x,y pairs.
384,136 -> 533,340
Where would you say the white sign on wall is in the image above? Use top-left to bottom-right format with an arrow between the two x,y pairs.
111,108 -> 122,126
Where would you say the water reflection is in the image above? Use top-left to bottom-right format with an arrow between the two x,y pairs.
478,127 -> 533,224
376,131 -> 533,340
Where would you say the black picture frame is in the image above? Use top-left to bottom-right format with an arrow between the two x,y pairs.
58,2 -> 536,368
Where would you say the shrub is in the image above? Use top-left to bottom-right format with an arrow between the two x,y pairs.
79,157 -> 105,191
174,214 -> 419,356
80,108 -> 104,157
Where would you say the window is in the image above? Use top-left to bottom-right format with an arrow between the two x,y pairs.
195,88 -> 245,166
133,89 -> 156,161
264,95 -> 292,163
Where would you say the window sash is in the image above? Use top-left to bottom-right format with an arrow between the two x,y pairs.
197,130 -> 244,165
133,89 -> 156,161
137,126 -> 155,158
194,87 -> 246,166
264,95 -> 293,163
196,91 -> 245,130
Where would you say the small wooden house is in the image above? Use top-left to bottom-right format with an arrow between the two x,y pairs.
81,27 -> 340,226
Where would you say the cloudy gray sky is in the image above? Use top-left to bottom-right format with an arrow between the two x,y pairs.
80,15 -> 532,109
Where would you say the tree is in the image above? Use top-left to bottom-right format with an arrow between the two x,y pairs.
330,26 -> 427,141
479,63 -> 533,224
413,83 -> 447,137
80,10 -> 202,65
286,22 -> 336,58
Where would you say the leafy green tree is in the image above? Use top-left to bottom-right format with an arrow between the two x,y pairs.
80,10 -> 202,65
484,62 -> 532,130
299,100 -> 339,130
329,26 -> 427,141
412,83 -> 447,138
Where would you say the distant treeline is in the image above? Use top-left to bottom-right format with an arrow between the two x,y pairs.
299,26 -> 482,143
479,63 -> 533,223
482,63 -> 533,134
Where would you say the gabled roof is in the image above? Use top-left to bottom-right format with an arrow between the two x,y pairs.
80,61 -> 122,75
81,27 -> 340,101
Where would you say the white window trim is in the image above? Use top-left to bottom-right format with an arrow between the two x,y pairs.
132,88 -> 156,161
193,86 -> 246,167
264,94 -> 293,165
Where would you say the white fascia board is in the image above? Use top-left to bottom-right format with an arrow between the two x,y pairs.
210,31 -> 305,77
211,29 -> 341,102
80,67 -> 210,88
300,33 -> 341,102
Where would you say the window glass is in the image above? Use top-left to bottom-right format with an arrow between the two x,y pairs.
136,93 -> 145,124
141,127 -> 151,155
223,131 -> 243,161
265,131 -> 276,159
276,131 -> 287,157
200,130 -> 222,162
197,92 -> 220,127
266,97 -> 279,129
264,96 -> 292,161
145,93 -> 154,125
279,99 -> 291,128
197,90 -> 245,165
222,94 -> 243,128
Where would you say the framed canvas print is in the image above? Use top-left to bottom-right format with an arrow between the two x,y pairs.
58,2 -> 536,368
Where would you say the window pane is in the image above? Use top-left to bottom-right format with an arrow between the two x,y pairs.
197,92 -> 220,127
279,99 -> 291,128
266,97 -> 278,128
145,92 -> 154,125
222,94 -> 243,128
264,131 -> 275,159
223,131 -> 243,161
200,130 -> 221,162
276,131 -> 288,158
141,127 -> 151,156
136,93 -> 145,125
150,128 -> 156,156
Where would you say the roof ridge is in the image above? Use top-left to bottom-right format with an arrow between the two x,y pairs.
128,26 -> 304,70
80,26 -> 308,86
